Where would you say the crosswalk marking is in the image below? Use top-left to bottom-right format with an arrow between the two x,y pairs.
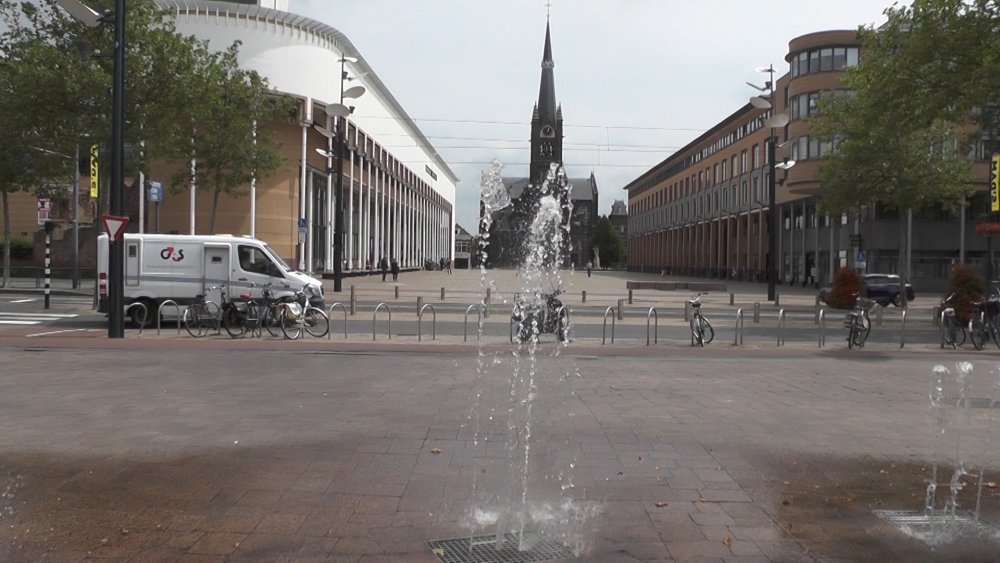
0,312 -> 79,326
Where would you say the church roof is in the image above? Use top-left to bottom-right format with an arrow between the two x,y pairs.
610,200 -> 628,215
536,22 -> 557,126
501,175 -> 597,201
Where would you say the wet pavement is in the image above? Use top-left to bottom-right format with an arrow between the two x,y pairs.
1,347 -> 1000,562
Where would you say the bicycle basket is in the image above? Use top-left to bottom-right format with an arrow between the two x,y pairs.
856,297 -> 877,312
987,300 -> 1000,318
279,303 -> 302,322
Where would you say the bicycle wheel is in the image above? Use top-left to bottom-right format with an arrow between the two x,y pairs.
690,316 -> 703,346
700,317 -> 715,344
848,326 -> 856,349
852,324 -> 867,348
971,315 -> 986,351
303,307 -> 329,338
184,303 -> 210,338
262,305 -> 282,338
243,301 -> 261,337
955,325 -> 967,347
990,318 -> 1000,349
280,307 -> 302,340
223,306 -> 246,339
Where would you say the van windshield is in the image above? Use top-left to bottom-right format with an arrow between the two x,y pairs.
262,245 -> 292,272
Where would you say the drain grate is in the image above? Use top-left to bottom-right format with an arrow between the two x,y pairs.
427,532 -> 573,563
875,510 -> 999,545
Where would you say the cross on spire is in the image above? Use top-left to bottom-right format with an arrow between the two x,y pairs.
546,0 -> 552,20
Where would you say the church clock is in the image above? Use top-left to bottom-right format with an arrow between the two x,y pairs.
540,125 -> 555,138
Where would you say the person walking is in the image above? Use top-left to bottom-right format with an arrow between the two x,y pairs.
586,260 -> 592,278
391,258 -> 400,282
446,258 -> 452,275
380,255 -> 388,282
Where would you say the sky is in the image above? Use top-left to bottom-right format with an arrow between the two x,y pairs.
289,0 -> 902,231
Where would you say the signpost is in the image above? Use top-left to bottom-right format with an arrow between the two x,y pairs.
36,198 -> 52,225
148,182 -> 163,234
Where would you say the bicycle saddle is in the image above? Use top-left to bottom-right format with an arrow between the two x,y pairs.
240,292 -> 252,299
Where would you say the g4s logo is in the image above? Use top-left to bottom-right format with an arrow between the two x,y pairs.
160,247 -> 185,262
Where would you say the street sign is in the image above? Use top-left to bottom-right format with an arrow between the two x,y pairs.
849,234 -> 862,248
297,227 -> 307,244
102,215 -> 129,244
89,145 -> 99,198
148,182 -> 163,203
857,251 -> 867,264
37,198 -> 52,225
991,153 -> 1000,212
298,217 -> 307,229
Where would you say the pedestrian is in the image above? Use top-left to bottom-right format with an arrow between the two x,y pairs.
446,258 -> 452,275
391,258 -> 400,281
586,260 -> 592,278
380,255 -> 388,282
365,258 -> 372,271
440,257 -> 445,271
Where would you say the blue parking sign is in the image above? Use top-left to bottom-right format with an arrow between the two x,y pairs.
857,251 -> 867,263
148,182 -> 163,203
298,218 -> 307,229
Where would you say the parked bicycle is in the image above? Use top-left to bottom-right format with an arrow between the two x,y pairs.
689,293 -> 714,346
969,291 -> 1000,350
276,287 -> 329,339
510,288 -> 570,344
221,283 -> 261,339
183,288 -> 222,338
843,293 -> 876,349
940,292 -> 967,349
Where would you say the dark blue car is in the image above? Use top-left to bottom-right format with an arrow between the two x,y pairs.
819,273 -> 916,307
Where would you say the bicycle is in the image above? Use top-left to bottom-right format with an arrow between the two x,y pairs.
183,288 -> 222,338
689,293 -> 714,346
969,292 -> 1000,350
221,283 -> 261,339
844,294 -> 876,349
940,292 -> 967,349
277,288 -> 329,339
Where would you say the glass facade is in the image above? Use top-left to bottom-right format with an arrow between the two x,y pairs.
790,46 -> 859,77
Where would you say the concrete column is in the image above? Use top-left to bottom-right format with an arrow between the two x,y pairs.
347,142 -> 355,269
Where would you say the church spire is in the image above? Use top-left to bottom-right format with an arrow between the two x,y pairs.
537,21 -> 557,126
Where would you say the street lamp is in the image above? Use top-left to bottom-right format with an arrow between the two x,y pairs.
747,65 -> 792,302
323,56 -> 365,293
56,0 -> 125,338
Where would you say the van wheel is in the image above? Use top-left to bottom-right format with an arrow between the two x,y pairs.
893,293 -> 903,307
130,298 -> 156,328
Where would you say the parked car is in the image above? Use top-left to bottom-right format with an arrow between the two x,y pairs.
818,273 -> 916,307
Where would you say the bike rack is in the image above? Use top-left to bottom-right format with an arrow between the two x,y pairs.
818,308 -> 826,348
124,302 -> 148,336
777,309 -> 786,347
940,311 -> 947,349
418,304 -> 436,341
559,306 -> 572,343
157,300 -> 181,336
464,304 -> 484,342
327,302 -> 348,339
900,309 -> 907,349
734,309 -> 744,346
374,303 -> 391,341
646,307 -> 658,345
602,306 -> 616,345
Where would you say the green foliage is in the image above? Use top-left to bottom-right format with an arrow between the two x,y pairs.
590,216 -> 626,265
828,267 -> 864,310
944,263 -> 984,324
8,235 -> 33,260
167,41 -> 294,233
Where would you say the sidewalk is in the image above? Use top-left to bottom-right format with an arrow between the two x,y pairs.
0,277 -> 95,295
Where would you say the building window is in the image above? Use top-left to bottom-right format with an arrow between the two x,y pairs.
741,150 -> 748,174
731,156 -> 737,178
721,160 -> 727,181
793,47 -> 859,77
752,144 -> 760,170
742,181 -> 748,205
752,177 -> 759,204
714,163 -> 719,184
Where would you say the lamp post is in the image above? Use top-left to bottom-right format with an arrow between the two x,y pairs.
747,65 -> 792,302
320,56 -> 365,293
56,0 -> 124,337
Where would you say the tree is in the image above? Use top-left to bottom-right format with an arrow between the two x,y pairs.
590,216 -> 626,267
809,2 -> 977,310
167,43 -> 293,233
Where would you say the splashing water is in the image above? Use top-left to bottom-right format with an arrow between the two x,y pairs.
946,362 -> 973,520
974,363 -> 1000,520
925,365 -> 948,517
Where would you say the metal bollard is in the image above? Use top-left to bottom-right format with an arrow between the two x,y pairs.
933,306 -> 940,326
814,305 -> 820,324
618,299 -> 625,321
729,293 -> 734,306
646,308 -> 658,345
775,294 -> 780,307
818,309 -> 826,348
684,301 -> 691,322
394,286 -> 400,299
350,285 -> 356,315
753,302 -> 760,324
734,309 -> 744,346
628,289 -> 633,305
876,304 -> 883,326
900,309 -> 907,349
582,290 -> 586,303
441,287 -> 446,300
777,309 -> 786,347
417,296 -> 424,312
485,288 -> 491,318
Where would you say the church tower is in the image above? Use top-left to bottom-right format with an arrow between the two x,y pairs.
529,21 -> 563,185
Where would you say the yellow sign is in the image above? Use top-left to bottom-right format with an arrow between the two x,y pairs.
993,153 -> 1000,212
89,145 -> 99,198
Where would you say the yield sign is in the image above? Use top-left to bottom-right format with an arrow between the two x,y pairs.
102,215 -> 129,244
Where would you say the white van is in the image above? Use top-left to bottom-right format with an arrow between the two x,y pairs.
97,233 -> 324,325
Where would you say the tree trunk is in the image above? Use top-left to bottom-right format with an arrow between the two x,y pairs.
2,190 -> 10,289
899,210 -> 908,309
210,188 -> 219,234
